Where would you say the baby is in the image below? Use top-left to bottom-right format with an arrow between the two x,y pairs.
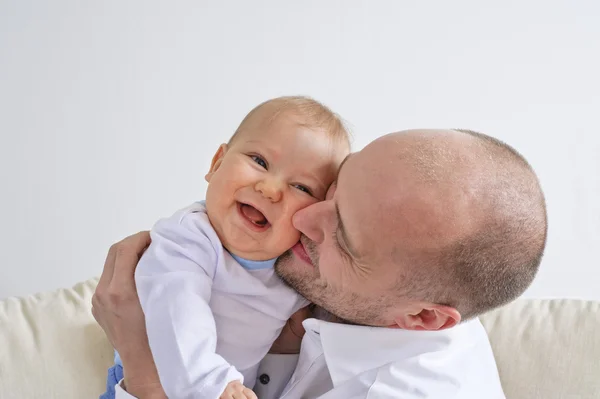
101,96 -> 350,399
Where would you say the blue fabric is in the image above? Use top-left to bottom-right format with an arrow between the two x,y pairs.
230,252 -> 276,270
99,363 -> 124,399
114,350 -> 122,366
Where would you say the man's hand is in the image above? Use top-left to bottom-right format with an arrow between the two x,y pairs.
92,232 -> 150,351
92,231 -> 165,398
220,380 -> 257,399
269,306 -> 311,354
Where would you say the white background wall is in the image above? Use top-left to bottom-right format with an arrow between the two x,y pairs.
0,1 -> 598,300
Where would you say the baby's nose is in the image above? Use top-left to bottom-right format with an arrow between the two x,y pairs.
255,179 -> 283,202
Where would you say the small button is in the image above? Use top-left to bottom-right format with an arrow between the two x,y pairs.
259,374 -> 270,385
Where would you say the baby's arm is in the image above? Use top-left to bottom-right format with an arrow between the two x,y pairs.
135,207 -> 243,399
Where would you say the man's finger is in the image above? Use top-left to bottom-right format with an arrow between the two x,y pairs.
111,231 -> 151,292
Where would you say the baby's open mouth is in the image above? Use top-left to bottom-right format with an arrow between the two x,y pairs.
238,202 -> 269,228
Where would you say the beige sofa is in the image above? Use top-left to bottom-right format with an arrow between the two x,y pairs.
0,279 -> 598,399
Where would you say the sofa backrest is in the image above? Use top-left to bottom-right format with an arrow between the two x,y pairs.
1,279 -> 599,398
480,298 -> 600,399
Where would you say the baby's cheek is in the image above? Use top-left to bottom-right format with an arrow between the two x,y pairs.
268,217 -> 300,257
277,220 -> 302,248
272,196 -> 316,253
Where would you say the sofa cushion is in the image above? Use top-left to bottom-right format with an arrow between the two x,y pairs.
0,278 -> 113,399
480,298 -> 600,399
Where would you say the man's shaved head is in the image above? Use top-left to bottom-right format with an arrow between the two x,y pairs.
381,129 -> 547,319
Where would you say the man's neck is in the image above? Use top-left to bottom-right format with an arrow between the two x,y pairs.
311,305 -> 352,325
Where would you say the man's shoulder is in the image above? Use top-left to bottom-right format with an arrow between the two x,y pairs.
311,318 -> 504,398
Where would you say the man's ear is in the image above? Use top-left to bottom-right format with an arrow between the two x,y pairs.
392,304 -> 461,331
205,144 -> 228,182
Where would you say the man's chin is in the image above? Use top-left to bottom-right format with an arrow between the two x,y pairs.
274,250 -> 314,292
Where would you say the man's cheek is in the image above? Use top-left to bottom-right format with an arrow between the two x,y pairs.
316,255 -> 336,279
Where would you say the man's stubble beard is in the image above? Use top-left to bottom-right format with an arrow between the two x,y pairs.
275,249 -> 352,324
274,239 -> 329,307
274,246 -> 323,297
275,239 -> 392,327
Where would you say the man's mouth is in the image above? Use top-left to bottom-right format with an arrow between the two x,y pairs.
291,239 -> 314,266
237,202 -> 270,231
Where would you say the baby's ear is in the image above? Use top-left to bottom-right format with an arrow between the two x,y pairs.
205,144 -> 228,182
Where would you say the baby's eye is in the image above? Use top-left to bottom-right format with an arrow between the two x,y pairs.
250,155 -> 268,169
293,184 -> 313,196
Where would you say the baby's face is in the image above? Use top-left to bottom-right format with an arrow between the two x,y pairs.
205,111 -> 349,260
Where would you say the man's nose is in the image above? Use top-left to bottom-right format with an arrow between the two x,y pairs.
255,179 -> 283,202
292,201 -> 332,244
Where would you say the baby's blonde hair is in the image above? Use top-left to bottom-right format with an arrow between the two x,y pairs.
228,96 -> 351,148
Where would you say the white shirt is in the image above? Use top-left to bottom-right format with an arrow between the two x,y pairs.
116,316 -> 505,398
134,203 -> 307,399
254,317 -> 505,399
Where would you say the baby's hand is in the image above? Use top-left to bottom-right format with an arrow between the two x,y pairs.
220,380 -> 257,399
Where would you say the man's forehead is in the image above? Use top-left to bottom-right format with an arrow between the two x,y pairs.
334,152 -> 372,259
334,146 -> 407,262
338,153 -> 354,173
327,153 -> 353,193
338,134 -> 479,258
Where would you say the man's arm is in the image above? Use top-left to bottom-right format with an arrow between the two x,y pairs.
92,232 -> 166,399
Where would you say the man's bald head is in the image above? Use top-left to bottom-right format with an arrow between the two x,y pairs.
367,129 -> 547,319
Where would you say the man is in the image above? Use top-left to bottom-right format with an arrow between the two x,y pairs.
93,129 -> 547,398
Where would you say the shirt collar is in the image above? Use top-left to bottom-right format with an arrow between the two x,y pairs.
302,318 -> 480,388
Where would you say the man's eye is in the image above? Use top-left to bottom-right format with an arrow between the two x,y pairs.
333,230 -> 351,260
293,184 -> 313,196
250,155 -> 268,169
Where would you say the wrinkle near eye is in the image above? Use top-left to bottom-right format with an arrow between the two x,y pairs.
335,227 -> 371,279
333,230 -> 351,262
352,260 -> 372,279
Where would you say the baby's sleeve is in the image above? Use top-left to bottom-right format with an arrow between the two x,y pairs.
135,206 -> 243,399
